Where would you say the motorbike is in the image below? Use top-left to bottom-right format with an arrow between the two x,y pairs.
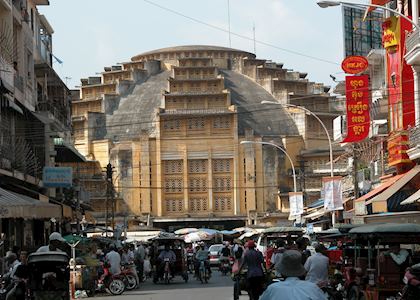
97,263 -> 126,295
163,258 -> 171,284
121,264 -> 138,290
398,264 -> 420,300
187,253 -> 195,274
219,257 -> 231,276
198,259 -> 210,284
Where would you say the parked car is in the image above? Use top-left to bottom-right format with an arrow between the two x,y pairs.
208,244 -> 224,266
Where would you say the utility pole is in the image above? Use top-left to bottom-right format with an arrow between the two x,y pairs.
105,163 -> 113,236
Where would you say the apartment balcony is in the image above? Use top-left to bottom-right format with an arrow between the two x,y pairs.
407,126 -> 420,161
405,30 -> 420,66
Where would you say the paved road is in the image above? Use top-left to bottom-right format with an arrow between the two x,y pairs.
93,269 -> 247,300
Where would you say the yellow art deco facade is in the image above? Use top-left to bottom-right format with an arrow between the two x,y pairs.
71,46 -> 338,229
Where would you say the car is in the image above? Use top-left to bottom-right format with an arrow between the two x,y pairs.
208,244 -> 224,266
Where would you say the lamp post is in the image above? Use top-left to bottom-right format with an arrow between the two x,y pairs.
240,140 -> 297,193
261,100 -> 336,225
316,1 -> 420,30
261,101 -> 334,178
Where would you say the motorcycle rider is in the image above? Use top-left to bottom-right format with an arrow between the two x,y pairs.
105,244 -> 121,275
157,244 -> 176,278
219,242 -> 231,271
194,244 -> 211,278
36,232 -> 66,253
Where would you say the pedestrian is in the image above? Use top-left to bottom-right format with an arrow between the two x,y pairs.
260,250 -> 327,300
36,232 -> 66,252
304,243 -> 329,286
270,240 -> 286,277
239,240 -> 266,300
134,242 -> 145,282
105,244 -> 121,275
296,237 -> 311,265
7,251 -> 29,300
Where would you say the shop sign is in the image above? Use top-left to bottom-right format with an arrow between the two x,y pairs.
43,167 -> 73,188
341,56 -> 369,74
342,75 -> 370,143
382,16 -> 399,49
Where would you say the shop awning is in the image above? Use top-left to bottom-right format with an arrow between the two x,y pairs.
0,188 -> 61,219
401,189 -> 420,205
367,165 -> 420,206
355,173 -> 405,204
303,208 -> 326,221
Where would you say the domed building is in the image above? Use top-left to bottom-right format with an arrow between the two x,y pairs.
67,45 -> 343,230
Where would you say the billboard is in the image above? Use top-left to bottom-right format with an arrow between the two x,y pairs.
43,167 -> 73,188
343,6 -> 383,57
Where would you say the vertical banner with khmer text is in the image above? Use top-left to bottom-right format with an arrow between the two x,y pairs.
323,176 -> 343,211
342,75 -> 370,143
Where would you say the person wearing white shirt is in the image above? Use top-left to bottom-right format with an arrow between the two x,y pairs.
105,245 -> 121,275
304,243 -> 329,286
36,232 -> 66,253
260,250 -> 326,300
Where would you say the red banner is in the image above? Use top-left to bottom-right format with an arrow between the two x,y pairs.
364,0 -> 391,19
341,75 -> 370,143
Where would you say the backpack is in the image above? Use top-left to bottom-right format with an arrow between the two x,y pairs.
234,246 -> 243,259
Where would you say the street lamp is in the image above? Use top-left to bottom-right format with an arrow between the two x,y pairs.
240,140 -> 297,193
261,101 -> 334,178
261,100 -> 337,225
317,1 -> 420,30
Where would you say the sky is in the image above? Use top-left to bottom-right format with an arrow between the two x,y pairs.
37,0 -> 367,90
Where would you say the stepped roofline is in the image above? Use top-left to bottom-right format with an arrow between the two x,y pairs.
132,45 -> 256,61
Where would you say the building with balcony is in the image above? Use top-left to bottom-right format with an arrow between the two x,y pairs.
71,45 -> 340,230
0,0 -> 85,251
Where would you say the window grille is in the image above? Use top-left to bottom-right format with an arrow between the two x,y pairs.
189,197 -> 208,212
212,159 -> 231,173
163,160 -> 183,174
188,177 -> 207,192
214,196 -> 232,211
163,119 -> 181,130
214,177 -> 232,192
164,178 -> 183,193
213,116 -> 231,129
188,118 -> 205,130
166,198 -> 184,212
188,160 -> 207,173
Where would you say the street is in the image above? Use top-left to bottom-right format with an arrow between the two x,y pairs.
94,269 -> 241,300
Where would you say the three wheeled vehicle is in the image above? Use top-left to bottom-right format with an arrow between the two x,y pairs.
27,251 -> 70,300
344,223 -> 420,300
151,236 -> 189,284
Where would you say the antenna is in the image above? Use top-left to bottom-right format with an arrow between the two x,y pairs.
227,0 -> 231,47
253,23 -> 256,55
64,76 -> 72,86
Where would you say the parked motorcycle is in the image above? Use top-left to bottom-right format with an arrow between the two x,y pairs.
98,264 -> 125,295
121,264 -> 138,290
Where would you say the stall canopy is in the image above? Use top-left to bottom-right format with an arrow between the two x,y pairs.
367,165 -> 420,206
0,187 -> 61,219
355,174 -> 405,205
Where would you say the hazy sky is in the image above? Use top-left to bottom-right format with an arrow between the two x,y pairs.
38,0 -> 365,89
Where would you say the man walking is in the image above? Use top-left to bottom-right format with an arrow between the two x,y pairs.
239,240 -> 265,300
260,250 -> 326,300
304,243 -> 329,286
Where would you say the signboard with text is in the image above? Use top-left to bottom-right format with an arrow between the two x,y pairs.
43,167 -> 73,188
289,192 -> 304,218
323,177 -> 343,212
342,75 -> 370,143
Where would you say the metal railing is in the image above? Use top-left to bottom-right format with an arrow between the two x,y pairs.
406,30 -> 420,53
409,126 -> 420,148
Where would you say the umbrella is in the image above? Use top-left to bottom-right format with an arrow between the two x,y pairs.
63,234 -> 89,244
174,228 -> 198,235
239,231 -> 258,240
220,230 -> 238,235
184,231 -> 214,243
198,228 -> 220,235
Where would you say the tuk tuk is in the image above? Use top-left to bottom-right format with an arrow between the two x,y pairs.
27,251 -> 70,300
151,236 -> 188,284
256,226 -> 304,256
346,223 -> 420,300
